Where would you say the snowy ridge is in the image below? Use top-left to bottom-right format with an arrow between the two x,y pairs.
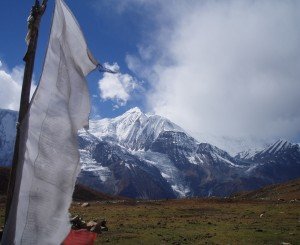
261,139 -> 292,154
87,107 -> 184,150
197,143 -> 239,167
235,148 -> 262,160
236,139 -> 299,161
240,139 -> 300,160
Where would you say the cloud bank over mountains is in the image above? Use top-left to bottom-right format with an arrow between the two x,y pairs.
109,0 -> 300,146
1,0 -> 300,153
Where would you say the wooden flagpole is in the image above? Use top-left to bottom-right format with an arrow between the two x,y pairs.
4,0 -> 48,223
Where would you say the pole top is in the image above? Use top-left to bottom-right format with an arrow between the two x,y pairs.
25,0 -> 48,45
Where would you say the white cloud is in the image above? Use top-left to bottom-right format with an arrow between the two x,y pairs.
125,54 -> 151,80
0,62 -> 24,110
0,60 -> 37,111
124,0 -> 300,148
98,63 -> 141,106
93,0 -> 300,150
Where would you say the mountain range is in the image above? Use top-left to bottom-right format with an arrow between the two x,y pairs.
1,107 -> 300,199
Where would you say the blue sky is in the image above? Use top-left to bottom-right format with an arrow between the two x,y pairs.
1,0 -> 300,152
0,0 -> 149,119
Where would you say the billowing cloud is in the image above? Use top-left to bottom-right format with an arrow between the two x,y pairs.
126,1 -> 300,149
0,61 -> 24,110
0,60 -> 37,111
94,0 -> 300,151
98,63 -> 141,106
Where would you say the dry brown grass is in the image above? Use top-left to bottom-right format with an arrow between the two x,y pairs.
1,176 -> 299,244
68,198 -> 300,244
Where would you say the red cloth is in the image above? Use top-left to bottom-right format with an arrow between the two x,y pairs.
63,230 -> 97,245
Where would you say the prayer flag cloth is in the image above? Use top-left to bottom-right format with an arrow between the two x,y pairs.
2,0 -> 98,244
63,230 -> 97,245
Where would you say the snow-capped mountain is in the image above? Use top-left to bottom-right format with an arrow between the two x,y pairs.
0,109 -> 17,166
77,108 -> 300,198
86,107 -> 183,150
1,107 -> 300,199
77,108 -> 249,198
237,139 -> 300,183
247,139 -> 299,160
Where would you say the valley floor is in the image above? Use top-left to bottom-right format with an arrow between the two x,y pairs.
2,198 -> 298,245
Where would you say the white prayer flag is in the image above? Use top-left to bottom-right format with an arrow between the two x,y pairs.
2,0 -> 98,244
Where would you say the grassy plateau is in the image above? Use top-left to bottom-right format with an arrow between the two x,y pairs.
1,176 -> 299,244
3,198 -> 297,244
68,198 -> 300,245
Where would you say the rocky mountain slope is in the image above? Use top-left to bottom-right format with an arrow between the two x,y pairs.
233,177 -> 300,201
236,139 -> 300,183
1,107 -> 300,199
77,108 -> 300,199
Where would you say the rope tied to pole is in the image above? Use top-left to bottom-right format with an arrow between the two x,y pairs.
97,63 -> 119,74
25,0 -> 48,46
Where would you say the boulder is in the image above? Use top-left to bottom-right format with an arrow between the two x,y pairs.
86,221 -> 97,230
81,202 -> 90,207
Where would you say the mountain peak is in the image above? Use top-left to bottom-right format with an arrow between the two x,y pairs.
262,139 -> 292,154
86,107 -> 184,150
123,107 -> 142,115
115,107 -> 145,123
274,139 -> 289,145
